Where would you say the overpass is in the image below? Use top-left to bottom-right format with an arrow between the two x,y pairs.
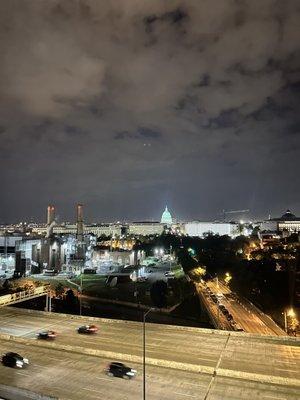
0,286 -> 50,308
196,280 -> 286,335
0,307 -> 299,400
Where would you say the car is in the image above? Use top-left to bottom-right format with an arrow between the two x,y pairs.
137,276 -> 148,282
234,323 -> 244,332
37,330 -> 57,340
165,271 -> 175,278
106,362 -> 137,379
1,352 -> 29,368
77,325 -> 98,334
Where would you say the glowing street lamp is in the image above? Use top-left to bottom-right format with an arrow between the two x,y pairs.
287,308 -> 296,318
225,272 -> 232,285
284,307 -> 298,335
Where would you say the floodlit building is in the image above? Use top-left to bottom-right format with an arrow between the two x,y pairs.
161,206 -> 173,225
260,210 -> 300,233
128,222 -> 164,236
184,221 -> 239,238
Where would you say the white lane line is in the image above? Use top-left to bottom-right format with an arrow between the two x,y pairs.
172,392 -> 197,398
275,368 -> 299,373
183,382 -> 208,388
277,360 -> 297,365
82,387 -> 102,393
15,371 -> 31,377
31,364 -> 48,368
94,376 -> 114,382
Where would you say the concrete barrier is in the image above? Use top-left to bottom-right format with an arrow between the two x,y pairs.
217,367 -> 300,388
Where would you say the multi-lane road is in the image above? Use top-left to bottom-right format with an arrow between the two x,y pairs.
0,307 -> 299,399
198,279 -> 286,335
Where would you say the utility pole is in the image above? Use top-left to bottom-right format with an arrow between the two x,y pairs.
284,310 -> 287,333
79,270 -> 83,316
143,308 -> 154,400
217,298 -> 220,329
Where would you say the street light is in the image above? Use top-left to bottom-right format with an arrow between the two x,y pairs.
225,272 -> 232,285
79,267 -> 84,316
143,307 -> 155,400
287,308 -> 296,318
283,307 -> 298,334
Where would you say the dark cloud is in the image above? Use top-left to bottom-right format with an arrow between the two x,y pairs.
64,125 -> 86,137
114,127 -> 162,140
0,0 -> 300,222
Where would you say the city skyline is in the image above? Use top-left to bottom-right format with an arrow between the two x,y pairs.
0,1 -> 299,223
1,203 -> 299,225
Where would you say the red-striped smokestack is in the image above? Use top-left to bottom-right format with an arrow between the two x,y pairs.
76,204 -> 84,240
47,205 -> 55,225
46,205 -> 55,238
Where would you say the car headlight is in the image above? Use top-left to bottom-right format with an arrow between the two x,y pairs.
16,360 -> 23,367
127,372 -> 134,376
23,358 -> 29,364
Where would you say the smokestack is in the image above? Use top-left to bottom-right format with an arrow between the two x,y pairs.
46,205 -> 55,238
76,204 -> 84,240
47,205 -> 55,226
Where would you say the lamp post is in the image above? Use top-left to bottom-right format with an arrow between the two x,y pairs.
79,267 -> 83,316
284,310 -> 287,333
143,308 -> 155,400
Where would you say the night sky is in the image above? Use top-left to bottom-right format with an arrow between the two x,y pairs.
0,1 -> 299,223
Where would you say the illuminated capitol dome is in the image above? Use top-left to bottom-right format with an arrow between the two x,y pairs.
161,206 -> 173,225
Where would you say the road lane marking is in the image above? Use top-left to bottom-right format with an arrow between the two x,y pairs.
15,371 -> 31,377
31,363 -> 49,368
95,376 -> 114,382
82,387 -> 102,393
172,392 -> 197,397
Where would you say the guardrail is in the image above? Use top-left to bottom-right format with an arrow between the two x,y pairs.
0,286 -> 49,307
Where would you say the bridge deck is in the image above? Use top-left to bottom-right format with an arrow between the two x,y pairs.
0,307 -> 299,400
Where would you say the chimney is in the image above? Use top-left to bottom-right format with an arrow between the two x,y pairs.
46,205 -> 55,238
47,205 -> 55,226
76,204 -> 84,241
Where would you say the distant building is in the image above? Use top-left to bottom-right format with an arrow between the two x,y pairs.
128,222 -> 164,236
33,223 -> 123,238
260,210 -> 300,233
161,206 -> 173,225
184,221 -> 239,238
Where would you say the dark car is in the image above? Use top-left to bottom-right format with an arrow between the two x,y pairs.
77,325 -> 98,334
106,362 -> 137,379
226,314 -> 233,321
1,352 -> 29,368
37,330 -> 57,340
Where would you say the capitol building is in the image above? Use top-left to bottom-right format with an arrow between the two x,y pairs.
161,206 -> 173,225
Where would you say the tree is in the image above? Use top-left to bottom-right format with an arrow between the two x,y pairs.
150,280 -> 168,308
64,289 -> 79,312
54,282 -> 65,298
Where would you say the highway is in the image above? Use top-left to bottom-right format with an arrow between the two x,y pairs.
0,307 -> 299,399
199,279 -> 286,335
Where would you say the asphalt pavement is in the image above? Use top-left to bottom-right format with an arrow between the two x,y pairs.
0,307 -> 299,400
206,280 -> 286,335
